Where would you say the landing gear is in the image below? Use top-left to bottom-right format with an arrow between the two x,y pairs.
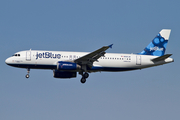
26,74 -> 30,78
83,72 -> 89,78
26,68 -> 30,78
81,77 -> 86,84
80,72 -> 89,84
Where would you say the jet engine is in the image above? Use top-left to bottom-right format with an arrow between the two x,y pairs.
53,70 -> 77,78
57,61 -> 81,70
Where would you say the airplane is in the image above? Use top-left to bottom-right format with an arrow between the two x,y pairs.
5,29 -> 174,84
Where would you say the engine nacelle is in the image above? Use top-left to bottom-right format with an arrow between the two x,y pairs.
57,61 -> 80,70
53,70 -> 77,78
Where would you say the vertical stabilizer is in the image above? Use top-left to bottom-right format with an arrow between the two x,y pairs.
139,29 -> 171,56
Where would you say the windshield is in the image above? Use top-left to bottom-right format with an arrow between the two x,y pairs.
12,54 -> 20,57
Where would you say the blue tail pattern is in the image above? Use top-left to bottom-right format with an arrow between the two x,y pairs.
139,29 -> 171,56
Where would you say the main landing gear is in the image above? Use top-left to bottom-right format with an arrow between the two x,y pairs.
25,68 -> 30,78
80,72 -> 89,84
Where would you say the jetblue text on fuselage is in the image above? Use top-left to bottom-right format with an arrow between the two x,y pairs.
36,52 -> 61,59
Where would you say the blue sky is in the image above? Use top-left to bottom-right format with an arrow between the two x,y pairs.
1,0 -> 180,120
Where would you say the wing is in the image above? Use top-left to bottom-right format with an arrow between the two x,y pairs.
74,44 -> 113,68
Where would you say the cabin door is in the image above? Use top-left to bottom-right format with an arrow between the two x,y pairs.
26,51 -> 31,61
136,55 -> 141,65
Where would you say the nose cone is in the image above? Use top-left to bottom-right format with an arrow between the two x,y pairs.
5,57 -> 11,65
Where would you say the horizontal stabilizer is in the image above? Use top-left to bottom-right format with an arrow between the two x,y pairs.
151,54 -> 172,62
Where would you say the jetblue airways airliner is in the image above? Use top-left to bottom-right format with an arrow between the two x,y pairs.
5,29 -> 174,83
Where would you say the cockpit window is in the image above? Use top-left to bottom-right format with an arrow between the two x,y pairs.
13,54 -> 20,57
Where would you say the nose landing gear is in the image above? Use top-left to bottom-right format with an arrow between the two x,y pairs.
25,74 -> 29,78
25,68 -> 30,78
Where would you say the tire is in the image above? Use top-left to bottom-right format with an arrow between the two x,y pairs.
26,74 -> 29,78
81,78 -> 86,84
83,72 -> 89,78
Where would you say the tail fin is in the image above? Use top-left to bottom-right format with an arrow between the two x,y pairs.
139,29 -> 171,56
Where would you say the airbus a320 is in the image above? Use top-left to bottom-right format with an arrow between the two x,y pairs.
5,29 -> 174,83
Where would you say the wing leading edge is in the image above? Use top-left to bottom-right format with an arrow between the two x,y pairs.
74,44 -> 113,67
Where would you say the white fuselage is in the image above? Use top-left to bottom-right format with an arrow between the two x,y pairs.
5,29 -> 173,83
5,50 -> 174,72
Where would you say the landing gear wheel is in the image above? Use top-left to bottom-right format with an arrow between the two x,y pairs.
81,78 -> 86,84
26,74 -> 29,78
83,72 -> 89,78
26,68 -> 30,78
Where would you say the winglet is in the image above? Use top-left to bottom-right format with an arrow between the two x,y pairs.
109,44 -> 113,48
